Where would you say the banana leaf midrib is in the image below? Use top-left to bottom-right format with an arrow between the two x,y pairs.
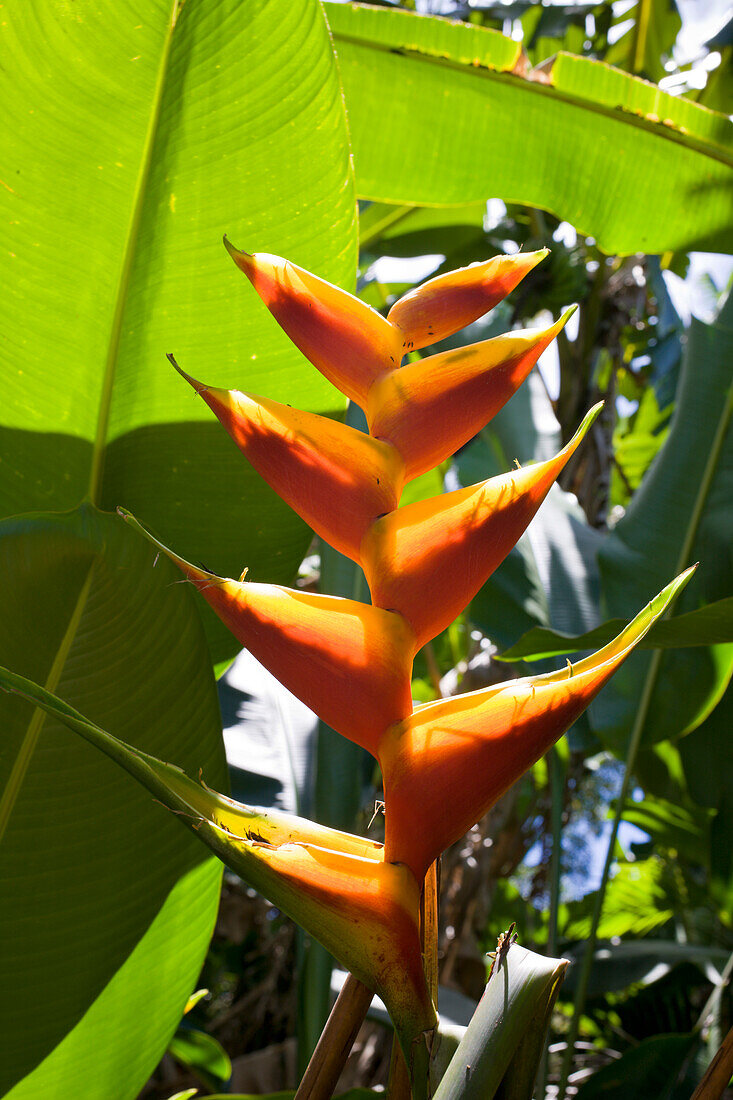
329,14 -> 733,169
87,0 -> 180,504
0,558 -> 96,845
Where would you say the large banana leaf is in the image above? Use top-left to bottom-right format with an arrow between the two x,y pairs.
2,0 -> 356,663
562,941 -> 730,998
0,504 -> 227,1098
574,1032 -> 700,1100
679,682 -> 733,895
594,294 -> 733,749
496,598 -> 733,662
325,4 -> 733,255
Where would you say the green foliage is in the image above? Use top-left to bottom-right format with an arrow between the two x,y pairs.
574,1031 -> 700,1099
1,0 -> 357,664
0,504 -> 226,1098
597,293 -> 733,750
168,1027 -> 232,1091
496,598 -> 733,662
204,1091 -> 380,1099
562,941 -> 731,999
679,682 -> 733,898
325,3 -> 733,254
563,858 -> 675,940
1,0 -> 358,1095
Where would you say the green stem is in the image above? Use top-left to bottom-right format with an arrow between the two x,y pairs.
547,749 -> 564,958
386,1038 -> 412,1100
696,949 -> 733,1033
630,0 -> 652,75
359,204 -> 416,250
557,648 -> 662,1097
690,1023 -> 733,1100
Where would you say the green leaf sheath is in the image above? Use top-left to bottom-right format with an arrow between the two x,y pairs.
434,943 -> 568,1100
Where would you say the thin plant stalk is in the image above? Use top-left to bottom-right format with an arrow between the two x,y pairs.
690,1024 -> 733,1100
547,748 -> 565,959
421,860 -> 440,1007
387,1041 -> 412,1100
537,745 -> 565,1099
557,647 -> 662,1098
697,949 -> 733,1033
294,973 -> 374,1100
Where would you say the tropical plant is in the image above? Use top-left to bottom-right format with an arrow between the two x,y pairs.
1,1 -> 731,1098
1,243 -> 693,1097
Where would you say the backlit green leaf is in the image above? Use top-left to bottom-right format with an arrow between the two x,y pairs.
2,0 -> 356,663
326,4 -> 733,254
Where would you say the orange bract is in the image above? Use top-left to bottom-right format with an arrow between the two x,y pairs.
171,359 -> 405,563
387,250 -> 548,352
366,309 -> 575,480
119,512 -> 415,756
180,575 -> 415,757
362,405 -> 602,649
379,568 -> 695,879
225,240 -> 403,405
238,841 -> 436,1057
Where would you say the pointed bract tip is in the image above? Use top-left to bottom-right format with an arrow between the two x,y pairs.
116,509 -> 219,582
561,303 -> 579,322
517,247 -> 549,266
510,247 -> 548,276
572,401 -> 604,442
223,235 -> 252,270
670,562 -> 698,592
167,353 -> 208,396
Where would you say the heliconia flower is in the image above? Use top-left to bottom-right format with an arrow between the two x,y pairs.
0,661 -> 436,1067
224,238 -> 404,406
386,249 -> 549,352
225,239 -> 548,408
118,511 -> 414,756
168,356 -> 406,563
366,308 -> 576,481
361,405 -> 603,650
378,568 -> 696,880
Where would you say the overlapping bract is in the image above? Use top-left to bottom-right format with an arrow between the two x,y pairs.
379,569 -> 694,879
120,243 -> 692,1064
